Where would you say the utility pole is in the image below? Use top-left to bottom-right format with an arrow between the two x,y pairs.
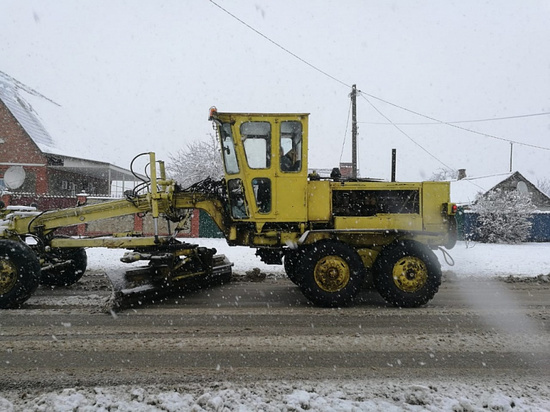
351,84 -> 357,179
509,142 -> 513,172
391,149 -> 397,182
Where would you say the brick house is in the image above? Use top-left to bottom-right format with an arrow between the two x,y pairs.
0,74 -> 201,237
0,74 -> 138,197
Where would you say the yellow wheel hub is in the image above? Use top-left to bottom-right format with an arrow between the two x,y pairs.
392,256 -> 428,292
0,259 -> 18,295
314,255 -> 350,292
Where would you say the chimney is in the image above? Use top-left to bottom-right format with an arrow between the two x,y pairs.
458,169 -> 467,180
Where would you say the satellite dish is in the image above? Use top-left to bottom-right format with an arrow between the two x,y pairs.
516,181 -> 529,195
3,166 -> 26,189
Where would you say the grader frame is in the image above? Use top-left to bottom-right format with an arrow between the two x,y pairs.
0,109 -> 457,309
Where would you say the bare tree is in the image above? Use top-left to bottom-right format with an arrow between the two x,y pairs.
166,134 -> 224,188
537,177 -> 550,197
429,168 -> 458,181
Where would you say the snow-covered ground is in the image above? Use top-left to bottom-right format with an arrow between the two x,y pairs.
85,239 -> 550,280
1,240 -> 549,411
2,379 -> 549,412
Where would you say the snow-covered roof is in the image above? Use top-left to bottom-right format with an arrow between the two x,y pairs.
0,74 -> 57,153
450,172 -> 514,206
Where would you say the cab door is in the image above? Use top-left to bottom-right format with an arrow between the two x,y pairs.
275,117 -> 308,222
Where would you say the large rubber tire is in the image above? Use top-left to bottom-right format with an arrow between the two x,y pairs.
299,240 -> 366,307
0,240 -> 41,308
40,247 -> 87,286
373,240 -> 441,308
283,247 -> 308,287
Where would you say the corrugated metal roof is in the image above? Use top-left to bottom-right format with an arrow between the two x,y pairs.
0,76 -> 56,152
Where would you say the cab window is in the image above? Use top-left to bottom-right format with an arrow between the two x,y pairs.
280,121 -> 302,172
252,178 -> 271,213
240,122 -> 271,169
227,178 -> 248,219
220,123 -> 239,174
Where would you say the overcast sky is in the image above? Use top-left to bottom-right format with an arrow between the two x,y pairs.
2,0 -> 549,182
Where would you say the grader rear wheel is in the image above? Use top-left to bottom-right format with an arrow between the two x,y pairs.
313,255 -> 351,292
373,240 -> 441,308
0,240 -> 41,308
284,247 -> 308,287
299,240 -> 365,307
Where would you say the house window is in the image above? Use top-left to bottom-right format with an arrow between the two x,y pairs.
62,180 -> 68,190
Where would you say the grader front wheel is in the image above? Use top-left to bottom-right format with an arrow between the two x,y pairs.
0,240 -> 41,308
374,240 -> 441,308
299,241 -> 365,307
0,260 -> 18,295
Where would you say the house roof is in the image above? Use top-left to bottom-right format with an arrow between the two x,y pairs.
450,171 -> 550,211
0,73 -> 144,183
0,75 -> 56,153
450,172 -> 514,206
45,154 -> 145,182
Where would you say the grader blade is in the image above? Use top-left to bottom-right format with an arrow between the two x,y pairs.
106,253 -> 232,311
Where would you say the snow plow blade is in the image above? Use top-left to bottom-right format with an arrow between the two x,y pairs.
105,245 -> 233,311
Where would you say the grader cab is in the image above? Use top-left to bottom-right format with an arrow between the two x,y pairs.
0,108 -> 457,310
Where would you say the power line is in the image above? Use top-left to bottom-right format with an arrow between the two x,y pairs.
359,111 -> 550,125
360,94 -> 455,171
208,0 -> 452,171
209,0 -> 351,89
209,0 -> 356,165
359,91 -> 550,151
209,1 -> 550,153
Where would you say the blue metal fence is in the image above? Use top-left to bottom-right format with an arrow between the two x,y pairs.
459,208 -> 550,242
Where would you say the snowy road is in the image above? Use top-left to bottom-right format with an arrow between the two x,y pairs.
0,241 -> 549,410
1,274 -> 549,389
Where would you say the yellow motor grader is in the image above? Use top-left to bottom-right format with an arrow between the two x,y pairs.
0,108 -> 457,309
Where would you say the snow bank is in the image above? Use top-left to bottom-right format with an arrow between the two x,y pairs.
1,379 -> 549,411
439,241 -> 550,278
85,239 -> 550,280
